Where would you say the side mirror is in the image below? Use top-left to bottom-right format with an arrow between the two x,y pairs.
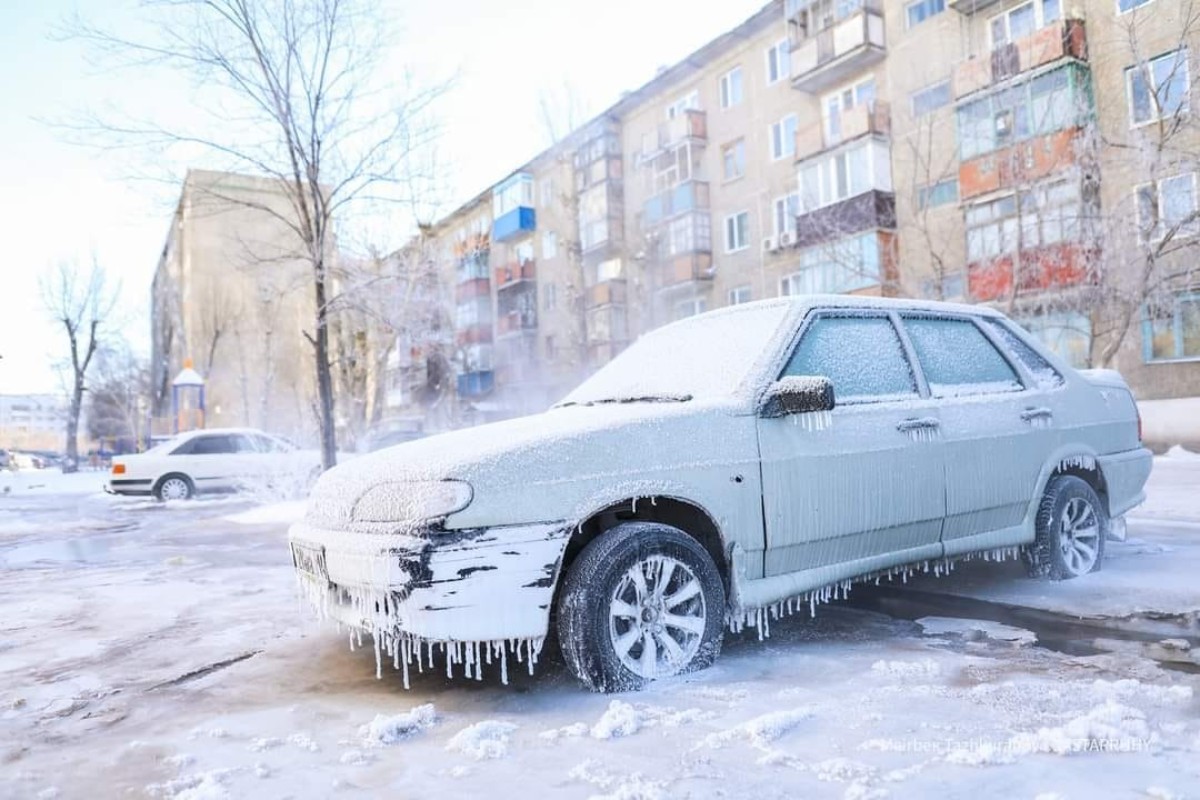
760,376 -> 835,419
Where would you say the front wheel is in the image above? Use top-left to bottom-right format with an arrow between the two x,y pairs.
556,522 -> 726,693
1024,475 -> 1107,580
154,473 -> 195,502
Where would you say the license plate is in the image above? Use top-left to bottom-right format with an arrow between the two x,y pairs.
292,542 -> 328,580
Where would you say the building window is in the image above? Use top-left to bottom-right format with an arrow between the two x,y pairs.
957,64 -> 1087,160
543,283 -> 557,310
1020,311 -> 1091,367
663,213 -> 712,257
729,285 -> 753,305
1143,293 -> 1200,361
911,80 -> 952,118
1127,49 -> 1190,126
989,0 -> 1060,47
770,115 -> 798,160
676,297 -> 708,320
779,233 -> 882,296
774,193 -> 800,236
719,66 -> 744,109
724,211 -> 750,253
905,0 -> 945,28
722,139 -> 746,181
965,180 -> 1085,261
766,39 -> 790,84
823,77 -> 876,143
541,231 -> 558,260
666,90 -> 700,119
798,139 -> 892,213
1136,173 -> 1198,241
918,178 -> 959,209
1119,0 -> 1155,12
579,184 -> 610,251
493,173 -> 534,217
539,179 -> 555,208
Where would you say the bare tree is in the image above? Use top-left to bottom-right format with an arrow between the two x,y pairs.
86,340 -> 151,452
40,260 -> 118,472
68,0 -> 444,470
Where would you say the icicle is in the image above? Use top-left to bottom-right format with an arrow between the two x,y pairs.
374,633 -> 382,680
500,643 -> 509,685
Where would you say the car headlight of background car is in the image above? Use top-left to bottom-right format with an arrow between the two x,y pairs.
350,480 -> 473,524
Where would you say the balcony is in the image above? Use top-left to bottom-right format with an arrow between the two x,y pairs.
657,251 -> 714,290
588,279 -> 627,309
496,310 -> 537,337
795,101 -> 890,162
948,0 -> 1003,12
455,277 -> 490,302
789,1 -> 886,94
968,242 -> 1094,302
637,110 -> 707,164
456,323 -> 493,347
494,259 -> 536,290
953,20 -> 1087,99
795,190 -> 895,250
492,206 -> 536,242
642,180 -> 710,227
959,127 -> 1084,202
456,370 -> 494,398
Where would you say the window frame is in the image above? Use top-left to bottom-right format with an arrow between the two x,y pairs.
719,66 -> 744,109
1117,0 -> 1155,13
770,114 -> 799,160
728,285 -> 753,305
765,39 -> 790,85
910,79 -> 952,118
1141,292 -> 1200,363
724,210 -> 751,253
905,0 -> 946,29
1134,171 -> 1199,243
1125,48 -> 1191,128
988,0 -> 1060,49
722,138 -> 747,181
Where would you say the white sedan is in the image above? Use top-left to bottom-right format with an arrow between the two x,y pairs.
107,427 -> 322,501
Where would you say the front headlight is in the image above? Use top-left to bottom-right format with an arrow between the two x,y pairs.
351,480 -> 473,523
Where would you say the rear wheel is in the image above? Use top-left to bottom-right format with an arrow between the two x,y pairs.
154,473 -> 195,502
1024,475 -> 1106,580
556,522 -> 725,693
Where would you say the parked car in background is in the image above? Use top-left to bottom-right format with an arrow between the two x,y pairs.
108,427 -> 322,500
291,296 -> 1151,692
356,424 -> 425,454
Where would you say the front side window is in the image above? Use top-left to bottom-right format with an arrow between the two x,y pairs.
720,66 -> 744,109
783,315 -> 918,402
1143,293 -> 1200,361
984,318 -> 1066,388
904,317 -> 1023,397
1127,49 -> 1190,125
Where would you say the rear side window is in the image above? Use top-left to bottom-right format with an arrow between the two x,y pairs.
784,315 -> 918,402
903,316 -> 1023,397
983,318 -> 1065,389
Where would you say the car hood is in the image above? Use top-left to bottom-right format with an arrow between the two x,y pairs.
308,399 -> 754,529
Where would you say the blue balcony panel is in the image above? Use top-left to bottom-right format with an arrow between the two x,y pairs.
492,207 -> 536,242
457,370 -> 495,397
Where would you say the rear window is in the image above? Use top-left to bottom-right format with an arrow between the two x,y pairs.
984,318 -> 1065,389
903,316 -> 1023,398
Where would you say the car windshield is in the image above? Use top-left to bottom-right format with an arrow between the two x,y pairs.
557,302 -> 791,407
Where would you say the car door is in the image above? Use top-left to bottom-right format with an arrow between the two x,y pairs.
176,434 -> 241,491
898,314 -> 1057,556
757,311 -> 946,579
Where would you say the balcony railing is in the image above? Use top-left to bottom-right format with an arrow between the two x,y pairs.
948,0 -> 1004,13
588,279 -> 627,308
795,101 -> 890,162
496,310 -> 537,336
494,259 -> 536,289
958,127 -> 1084,202
455,277 -> 490,302
637,110 -> 708,164
790,0 -> 886,93
657,252 -> 714,289
642,180 -> 710,227
953,19 -> 1087,99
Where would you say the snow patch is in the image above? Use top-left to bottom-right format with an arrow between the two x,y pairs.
224,501 -> 307,525
359,703 -> 437,745
286,732 -> 319,752
147,769 -> 234,799
916,617 -> 1037,646
539,722 -> 589,741
1006,701 -> 1154,755
700,707 -> 815,751
870,659 -> 941,679
589,701 -> 712,740
247,737 -> 283,752
445,720 -> 518,760
567,759 -> 669,800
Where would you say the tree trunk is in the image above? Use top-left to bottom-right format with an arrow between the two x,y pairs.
65,381 -> 83,473
314,259 -> 338,470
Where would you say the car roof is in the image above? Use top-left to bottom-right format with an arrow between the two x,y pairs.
718,294 -> 1004,319
174,427 -> 272,440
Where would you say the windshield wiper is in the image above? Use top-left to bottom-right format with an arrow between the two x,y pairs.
557,394 -> 693,408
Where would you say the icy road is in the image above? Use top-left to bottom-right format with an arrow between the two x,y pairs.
1,458 -> 1198,799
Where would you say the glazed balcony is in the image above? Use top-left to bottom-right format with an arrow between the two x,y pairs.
637,110 -> 708,165
455,277 -> 490,302
494,259 -> 536,290
948,0 -> 1003,12
953,19 -> 1087,100
456,323 -> 493,347
958,127 -> 1084,202
588,279 -> 627,309
789,0 -> 886,94
656,251 -> 714,290
496,309 -> 537,337
642,180 -> 710,227
795,190 -> 895,250
794,101 -> 890,162
967,242 -> 1094,302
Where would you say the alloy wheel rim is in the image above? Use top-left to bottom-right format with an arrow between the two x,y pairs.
1059,496 -> 1100,575
608,554 -> 706,680
161,478 -> 189,500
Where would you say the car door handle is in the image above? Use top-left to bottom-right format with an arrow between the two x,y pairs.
1020,407 -> 1053,422
896,417 -> 940,432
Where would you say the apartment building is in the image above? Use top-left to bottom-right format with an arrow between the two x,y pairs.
150,169 -> 318,439
0,394 -> 69,451
410,0 -> 1199,424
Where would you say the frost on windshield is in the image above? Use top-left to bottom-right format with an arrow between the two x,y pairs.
559,301 -> 791,407
782,316 -> 917,402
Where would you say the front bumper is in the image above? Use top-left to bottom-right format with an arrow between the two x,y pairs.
105,478 -> 153,495
288,520 -> 570,642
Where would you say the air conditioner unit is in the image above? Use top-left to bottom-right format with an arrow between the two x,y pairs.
779,230 -> 795,248
762,235 -> 778,253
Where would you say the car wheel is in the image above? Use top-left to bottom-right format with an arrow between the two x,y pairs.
1024,475 -> 1107,580
154,473 -> 195,502
556,522 -> 725,693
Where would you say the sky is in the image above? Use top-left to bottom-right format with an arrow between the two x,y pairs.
0,0 -> 768,395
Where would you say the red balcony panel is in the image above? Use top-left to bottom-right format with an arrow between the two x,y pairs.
455,277 -> 491,302
967,243 -> 1094,302
959,128 -> 1084,202
494,259 -> 536,288
456,323 -> 493,347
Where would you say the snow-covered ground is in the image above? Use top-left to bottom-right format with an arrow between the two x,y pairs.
1,461 -> 1198,799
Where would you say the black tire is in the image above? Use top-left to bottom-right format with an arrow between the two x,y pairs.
1024,475 -> 1107,580
153,473 -> 195,502
556,522 -> 726,693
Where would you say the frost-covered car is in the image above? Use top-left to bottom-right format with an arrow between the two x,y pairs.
107,428 -> 321,500
290,296 -> 1152,692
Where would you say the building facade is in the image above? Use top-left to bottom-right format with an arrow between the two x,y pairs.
0,394 -> 69,452
405,0 -> 1200,423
